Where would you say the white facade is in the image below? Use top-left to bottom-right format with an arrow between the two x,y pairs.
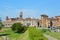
3,12 -> 40,27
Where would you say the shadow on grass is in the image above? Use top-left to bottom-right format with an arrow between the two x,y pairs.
0,34 -> 10,36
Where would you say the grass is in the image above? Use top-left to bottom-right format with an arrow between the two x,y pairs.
0,27 -> 48,40
45,31 -> 60,40
0,28 -> 22,40
43,29 -> 60,40
0,37 -> 3,40
0,28 -> 29,40
19,30 -> 29,40
28,27 -> 48,40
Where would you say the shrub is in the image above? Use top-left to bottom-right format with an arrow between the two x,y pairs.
42,29 -> 51,33
42,29 -> 47,33
0,21 -> 3,30
11,23 -> 27,33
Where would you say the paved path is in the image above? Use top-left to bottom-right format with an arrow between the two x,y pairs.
43,34 -> 57,40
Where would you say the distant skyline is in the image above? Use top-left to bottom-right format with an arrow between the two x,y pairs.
0,0 -> 60,21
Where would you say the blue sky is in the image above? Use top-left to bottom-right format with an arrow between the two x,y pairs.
0,0 -> 60,21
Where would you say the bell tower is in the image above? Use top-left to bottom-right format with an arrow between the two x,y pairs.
6,16 -> 9,20
20,11 -> 23,18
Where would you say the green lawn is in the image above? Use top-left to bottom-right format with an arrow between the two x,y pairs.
0,27 -> 48,40
28,27 -> 48,40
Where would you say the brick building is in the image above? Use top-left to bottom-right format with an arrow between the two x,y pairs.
3,11 -> 60,28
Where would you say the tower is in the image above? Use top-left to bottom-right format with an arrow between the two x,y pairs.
6,16 -> 9,20
41,14 -> 48,27
20,12 -> 23,18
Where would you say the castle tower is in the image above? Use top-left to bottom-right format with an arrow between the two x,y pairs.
20,11 -> 23,18
41,14 -> 48,27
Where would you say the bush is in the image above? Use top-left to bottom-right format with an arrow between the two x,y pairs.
47,29 -> 51,32
11,23 -> 27,33
0,21 -> 3,30
42,29 -> 51,33
42,29 -> 47,33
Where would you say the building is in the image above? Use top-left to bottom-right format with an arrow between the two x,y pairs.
41,14 -> 60,27
3,12 -> 40,27
3,11 -> 60,28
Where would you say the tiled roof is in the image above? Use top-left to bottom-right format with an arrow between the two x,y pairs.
25,18 -> 31,20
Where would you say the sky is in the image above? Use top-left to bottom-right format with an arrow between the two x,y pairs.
0,0 -> 60,21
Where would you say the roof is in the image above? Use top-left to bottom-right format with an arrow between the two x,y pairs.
41,14 -> 48,17
47,17 -> 58,21
55,16 -> 60,17
25,17 -> 31,20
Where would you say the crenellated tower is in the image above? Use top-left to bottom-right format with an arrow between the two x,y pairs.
41,14 -> 48,27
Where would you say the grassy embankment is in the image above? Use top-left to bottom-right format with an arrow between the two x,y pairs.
45,30 -> 60,40
28,27 -> 48,40
0,28 -> 22,40
0,27 -> 48,40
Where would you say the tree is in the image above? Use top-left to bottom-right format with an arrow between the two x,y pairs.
0,22 -> 2,30
11,23 -> 26,33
